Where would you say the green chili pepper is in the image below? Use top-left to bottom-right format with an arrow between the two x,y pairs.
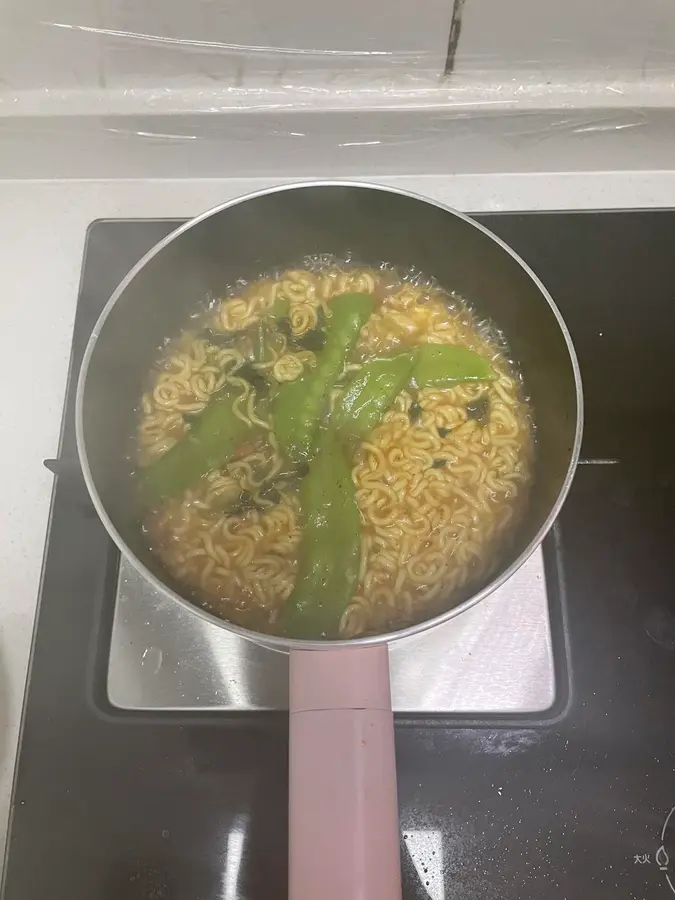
332,352 -> 418,445
330,345 -> 493,446
140,387 -> 259,501
411,344 -> 495,388
274,292 -> 374,464
280,429 -> 361,639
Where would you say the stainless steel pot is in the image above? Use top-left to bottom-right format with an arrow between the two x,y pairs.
76,182 -> 582,900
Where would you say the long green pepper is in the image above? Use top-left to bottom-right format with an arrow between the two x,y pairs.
331,344 -> 494,447
279,343 -> 496,637
280,429 -> 361,639
273,292 -> 374,465
412,344 -> 495,388
332,352 -> 418,446
139,387 -> 260,501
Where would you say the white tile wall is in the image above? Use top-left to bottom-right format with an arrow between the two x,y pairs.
0,0 -> 455,93
452,0 -> 675,82
4,0 -> 675,100
0,0 -> 104,92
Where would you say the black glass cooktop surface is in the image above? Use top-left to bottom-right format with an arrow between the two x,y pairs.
3,210 -> 675,900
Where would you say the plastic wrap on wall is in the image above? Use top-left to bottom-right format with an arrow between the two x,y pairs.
3,0 -> 675,114
1,0 -> 675,178
2,104 -> 674,181
0,0 -> 457,108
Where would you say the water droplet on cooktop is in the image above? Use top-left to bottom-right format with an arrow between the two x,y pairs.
141,646 -> 163,674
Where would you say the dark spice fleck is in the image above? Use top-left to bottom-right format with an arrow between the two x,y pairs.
431,459 -> 446,469
409,402 -> 422,424
437,426 -> 450,438
231,490 -> 257,515
260,487 -> 282,505
276,317 -> 293,336
237,363 -> 269,395
297,329 -> 326,351
466,395 -> 490,426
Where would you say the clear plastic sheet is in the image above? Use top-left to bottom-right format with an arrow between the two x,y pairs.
3,105 -> 675,180
2,0 -> 675,177
0,0 -> 457,104
3,0 -> 675,112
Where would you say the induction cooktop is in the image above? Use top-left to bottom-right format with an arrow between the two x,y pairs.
3,209 -> 675,900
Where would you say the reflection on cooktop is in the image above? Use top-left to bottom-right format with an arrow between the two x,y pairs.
108,548 -> 555,713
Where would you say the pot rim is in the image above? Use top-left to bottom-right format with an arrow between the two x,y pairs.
75,179 -> 584,653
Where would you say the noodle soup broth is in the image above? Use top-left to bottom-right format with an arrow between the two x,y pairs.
134,259 -> 534,639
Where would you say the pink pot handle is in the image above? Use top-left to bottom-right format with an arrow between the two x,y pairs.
289,644 -> 401,900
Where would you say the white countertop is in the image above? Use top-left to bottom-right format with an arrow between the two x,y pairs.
2,169 -> 675,866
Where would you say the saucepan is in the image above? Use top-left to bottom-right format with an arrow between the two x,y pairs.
76,182 -> 582,900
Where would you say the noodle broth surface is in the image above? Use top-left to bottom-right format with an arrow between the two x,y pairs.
135,259 -> 533,638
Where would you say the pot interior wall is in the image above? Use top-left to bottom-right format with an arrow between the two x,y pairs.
81,185 -> 580,621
